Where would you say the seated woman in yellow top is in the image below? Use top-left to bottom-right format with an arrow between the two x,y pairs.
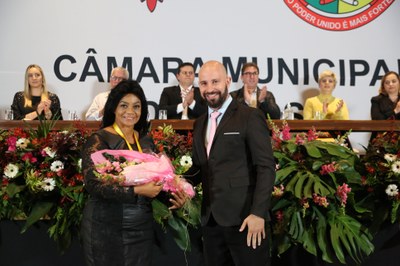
303,70 -> 349,120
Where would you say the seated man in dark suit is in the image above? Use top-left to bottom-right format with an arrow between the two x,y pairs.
230,62 -> 281,119
159,62 -> 207,119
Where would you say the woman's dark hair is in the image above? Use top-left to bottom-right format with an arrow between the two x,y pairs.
101,80 -> 149,136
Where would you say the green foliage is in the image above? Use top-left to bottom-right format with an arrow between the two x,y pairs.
270,121 -> 374,264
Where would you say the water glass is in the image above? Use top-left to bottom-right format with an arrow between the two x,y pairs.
4,109 -> 13,120
68,110 -> 78,120
314,111 -> 324,120
159,109 -> 167,120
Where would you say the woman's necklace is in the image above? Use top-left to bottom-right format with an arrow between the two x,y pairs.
112,123 -> 142,153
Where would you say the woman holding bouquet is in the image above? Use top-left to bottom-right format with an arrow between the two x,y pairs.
81,80 -> 184,266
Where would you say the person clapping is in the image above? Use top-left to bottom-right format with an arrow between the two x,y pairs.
11,64 -> 63,120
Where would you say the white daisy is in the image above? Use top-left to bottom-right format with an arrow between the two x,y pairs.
4,163 -> 19,178
43,147 -> 56,158
385,184 -> 399,197
16,138 -> 30,149
391,161 -> 400,174
384,154 -> 397,162
50,161 -> 64,172
41,178 -> 56,191
180,155 -> 192,168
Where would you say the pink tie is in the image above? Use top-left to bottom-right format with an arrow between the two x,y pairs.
207,111 -> 221,156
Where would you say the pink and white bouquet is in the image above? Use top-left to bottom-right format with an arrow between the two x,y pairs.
91,149 -> 195,197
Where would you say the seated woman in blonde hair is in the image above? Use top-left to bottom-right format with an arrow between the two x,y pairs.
303,70 -> 349,120
11,64 -> 63,120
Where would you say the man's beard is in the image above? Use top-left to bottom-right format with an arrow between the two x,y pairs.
204,87 -> 228,109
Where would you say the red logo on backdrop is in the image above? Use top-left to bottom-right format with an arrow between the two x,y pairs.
284,0 -> 394,31
140,0 -> 164,12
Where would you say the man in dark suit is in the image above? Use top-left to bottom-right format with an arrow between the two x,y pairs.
158,62 -> 207,119
230,62 -> 281,119
187,61 -> 275,265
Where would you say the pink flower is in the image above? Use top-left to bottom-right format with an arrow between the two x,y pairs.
281,124 -> 291,141
307,128 -> 318,141
313,193 -> 329,207
295,134 -> 305,145
336,183 -> 351,206
6,136 -> 17,152
320,162 -> 336,175
112,161 -> 122,172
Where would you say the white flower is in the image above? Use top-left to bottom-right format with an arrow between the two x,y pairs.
384,154 -> 397,162
180,155 -> 192,168
43,147 -> 56,158
385,184 -> 399,197
4,163 -> 19,178
50,160 -> 64,172
391,161 -> 400,174
41,178 -> 56,191
16,138 -> 30,149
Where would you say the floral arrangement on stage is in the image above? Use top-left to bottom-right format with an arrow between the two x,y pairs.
354,131 -> 400,233
1,120 -> 399,262
0,119 -> 91,251
269,121 -> 374,264
149,124 -> 201,251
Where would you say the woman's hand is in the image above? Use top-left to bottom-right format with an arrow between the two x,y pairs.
335,99 -> 344,113
322,100 -> 329,114
134,181 -> 163,198
394,101 -> 400,114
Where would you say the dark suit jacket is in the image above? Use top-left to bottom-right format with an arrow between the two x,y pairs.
158,85 -> 207,119
371,93 -> 400,120
230,87 -> 281,119
188,99 -> 276,227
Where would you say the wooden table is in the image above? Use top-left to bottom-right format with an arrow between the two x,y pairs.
150,119 -> 400,132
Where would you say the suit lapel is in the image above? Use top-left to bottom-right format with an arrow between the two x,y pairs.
213,100 -> 238,143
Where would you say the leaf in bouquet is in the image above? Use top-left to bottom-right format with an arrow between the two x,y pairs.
327,211 -> 374,264
301,227 -> 317,257
288,211 -> 304,240
176,199 -> 201,227
276,164 -> 298,183
152,198 -> 172,227
314,207 -> 335,263
286,171 -> 334,199
311,160 -> 323,171
314,141 -> 352,158
391,201 -> 400,223
101,152 -> 121,163
5,183 -> 26,197
21,201 -> 54,233
271,198 -> 293,212
167,215 -> 191,251
303,142 -> 322,158
285,141 -> 298,154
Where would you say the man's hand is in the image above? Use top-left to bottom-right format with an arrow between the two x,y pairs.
183,88 -> 194,107
258,85 -> 268,102
169,190 -> 187,210
239,214 -> 266,249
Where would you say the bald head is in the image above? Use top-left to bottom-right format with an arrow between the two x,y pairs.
198,60 -> 231,109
